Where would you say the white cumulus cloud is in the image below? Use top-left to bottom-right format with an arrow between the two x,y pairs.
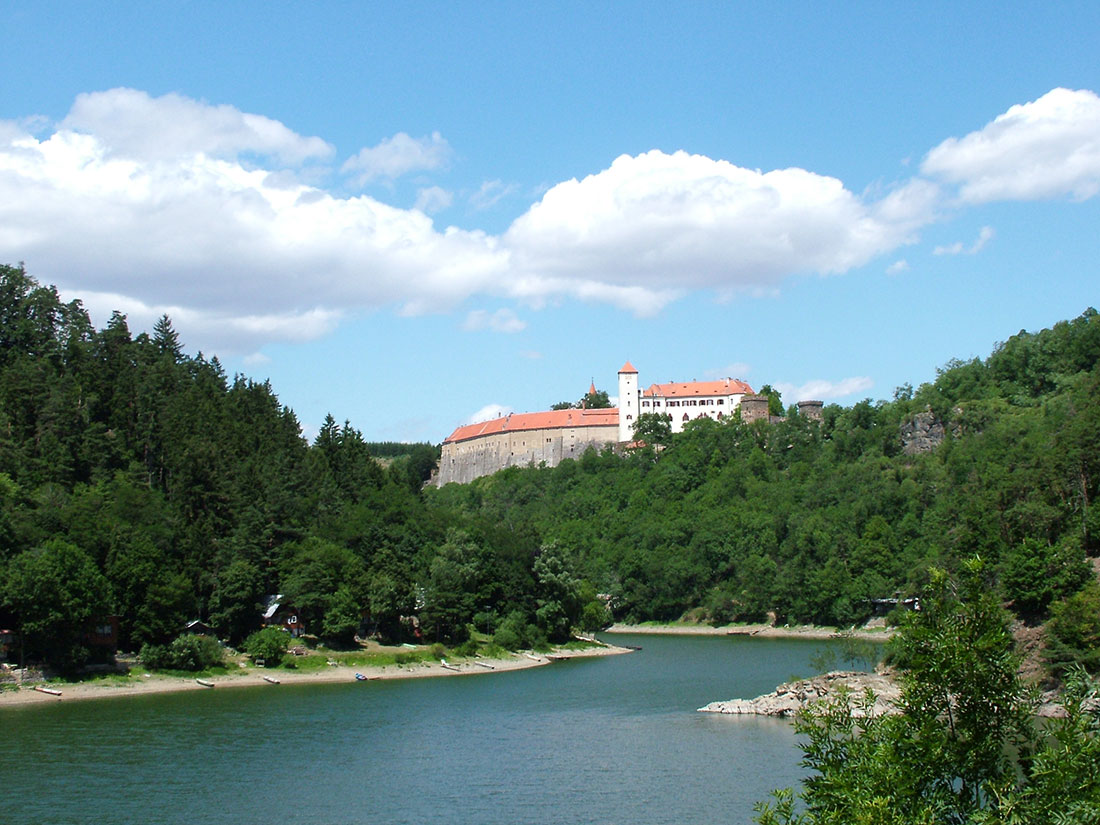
775,376 -> 874,401
341,131 -> 451,186
462,308 -> 527,333
465,403 -> 513,424
886,259 -> 910,275
8,87 -> 1094,359
503,150 -> 936,316
62,87 -> 332,163
0,97 -> 507,353
922,88 -> 1100,203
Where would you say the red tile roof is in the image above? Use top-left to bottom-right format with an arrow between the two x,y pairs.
444,407 -> 620,444
643,378 -> 754,398
618,361 -> 638,374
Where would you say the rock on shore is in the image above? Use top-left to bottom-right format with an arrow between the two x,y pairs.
698,670 -> 900,718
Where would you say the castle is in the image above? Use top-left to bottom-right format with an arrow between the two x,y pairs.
435,362 -> 823,486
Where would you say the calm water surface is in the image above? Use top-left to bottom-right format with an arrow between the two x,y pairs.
2,634 -> 843,825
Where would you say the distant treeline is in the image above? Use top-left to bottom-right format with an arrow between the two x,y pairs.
1,262 -> 1097,681
365,441 -> 439,459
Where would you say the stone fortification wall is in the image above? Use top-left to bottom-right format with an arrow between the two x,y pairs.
437,424 -> 618,485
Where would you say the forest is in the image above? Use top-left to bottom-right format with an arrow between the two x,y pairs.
1,262 -> 1098,681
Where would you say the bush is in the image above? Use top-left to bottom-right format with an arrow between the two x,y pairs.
453,637 -> 480,657
243,627 -> 290,663
1045,580 -> 1100,677
491,625 -> 521,651
138,642 -> 170,670
492,611 -> 535,650
139,633 -> 224,672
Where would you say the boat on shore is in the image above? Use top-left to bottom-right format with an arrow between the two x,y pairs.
195,679 -> 215,688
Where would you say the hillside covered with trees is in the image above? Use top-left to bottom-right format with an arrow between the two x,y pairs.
1,262 -> 1098,683
0,264 -> 606,671
429,306 -> 1100,677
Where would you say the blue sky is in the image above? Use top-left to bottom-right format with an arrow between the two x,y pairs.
3,2 -> 1099,442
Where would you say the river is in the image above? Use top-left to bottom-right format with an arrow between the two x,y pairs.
2,634 -> 848,825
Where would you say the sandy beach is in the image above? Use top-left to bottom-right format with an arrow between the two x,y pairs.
0,643 -> 633,708
605,622 -> 894,641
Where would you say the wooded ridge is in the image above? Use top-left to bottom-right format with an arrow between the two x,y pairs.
1,262 -> 1098,684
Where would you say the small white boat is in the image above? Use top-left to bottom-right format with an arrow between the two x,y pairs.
262,675 -> 280,684
195,679 -> 215,688
33,685 -> 62,696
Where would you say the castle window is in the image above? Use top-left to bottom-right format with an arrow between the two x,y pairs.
717,399 -> 724,405
626,414 -> 632,420
682,413 -> 689,421
642,401 -> 650,407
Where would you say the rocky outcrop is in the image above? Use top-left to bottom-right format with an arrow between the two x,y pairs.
899,411 -> 946,455
698,670 -> 900,718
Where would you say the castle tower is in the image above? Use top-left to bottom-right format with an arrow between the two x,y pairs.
617,361 -> 639,442
739,394 -> 770,424
797,400 -> 824,422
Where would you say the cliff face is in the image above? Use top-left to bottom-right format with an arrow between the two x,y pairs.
899,410 -> 946,455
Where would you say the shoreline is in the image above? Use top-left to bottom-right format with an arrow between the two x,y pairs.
0,643 -> 633,709
604,622 -> 894,641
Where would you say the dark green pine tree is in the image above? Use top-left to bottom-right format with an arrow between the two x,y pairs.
152,314 -> 183,362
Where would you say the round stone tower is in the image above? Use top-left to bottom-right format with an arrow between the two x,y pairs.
739,394 -> 770,424
797,400 -> 824,422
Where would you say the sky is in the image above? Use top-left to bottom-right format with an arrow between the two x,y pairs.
2,2 -> 1099,443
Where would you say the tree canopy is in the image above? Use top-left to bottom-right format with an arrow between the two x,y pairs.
1,262 -> 1098,683
755,561 -> 1100,824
